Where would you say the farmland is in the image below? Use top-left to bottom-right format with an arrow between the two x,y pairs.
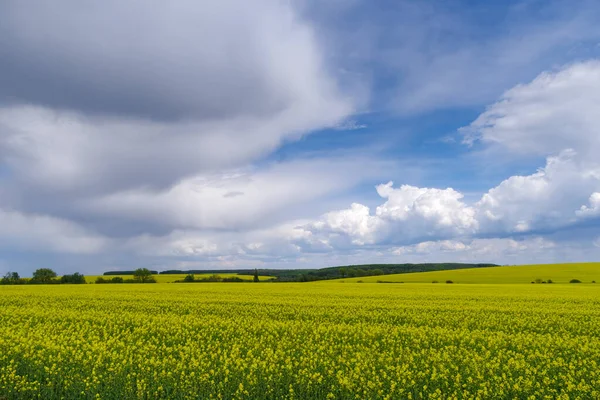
338,262 -> 600,284
1,283 -> 599,399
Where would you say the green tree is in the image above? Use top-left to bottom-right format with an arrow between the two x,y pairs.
32,268 -> 57,284
1,272 -> 22,285
133,268 -> 155,283
183,274 -> 195,282
253,269 -> 259,282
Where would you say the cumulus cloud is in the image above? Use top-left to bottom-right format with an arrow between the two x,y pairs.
577,193 -> 600,218
476,150 -> 600,233
307,182 -> 477,246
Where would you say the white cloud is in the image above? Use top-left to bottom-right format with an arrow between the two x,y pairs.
577,192 -> 600,218
374,182 -> 477,232
462,61 -> 600,159
476,150 -> 600,233
391,237 -> 557,263
84,157 -> 387,232
307,182 -> 477,246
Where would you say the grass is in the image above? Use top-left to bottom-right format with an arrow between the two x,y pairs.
84,273 -> 273,283
335,262 -> 600,284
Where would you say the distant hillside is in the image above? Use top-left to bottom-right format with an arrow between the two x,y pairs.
337,263 -> 600,284
104,263 -> 498,282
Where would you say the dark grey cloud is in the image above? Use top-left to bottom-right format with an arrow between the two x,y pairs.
0,1 -> 325,121
0,0 -> 352,196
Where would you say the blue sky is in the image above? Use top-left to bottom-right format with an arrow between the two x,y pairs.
1,0 -> 600,275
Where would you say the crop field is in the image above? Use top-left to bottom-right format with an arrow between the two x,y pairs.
83,273 -> 273,284
338,262 -> 600,284
1,283 -> 599,399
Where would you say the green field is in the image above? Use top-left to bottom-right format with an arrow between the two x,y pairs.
1,283 -> 599,399
336,262 -> 600,284
84,273 -> 273,283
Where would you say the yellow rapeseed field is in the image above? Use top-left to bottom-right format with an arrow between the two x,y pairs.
1,283 -> 599,399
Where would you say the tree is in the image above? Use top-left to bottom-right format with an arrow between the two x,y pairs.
133,268 -> 155,283
253,269 -> 259,282
1,272 -> 22,285
32,268 -> 57,284
183,274 -> 195,282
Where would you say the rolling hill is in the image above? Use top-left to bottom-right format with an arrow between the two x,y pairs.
335,263 -> 600,284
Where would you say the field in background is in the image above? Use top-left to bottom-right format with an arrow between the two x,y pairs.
84,273 -> 273,283
1,283 -> 599,398
336,262 -> 600,284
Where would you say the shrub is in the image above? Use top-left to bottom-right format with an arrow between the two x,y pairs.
111,277 -> 124,283
570,279 -> 582,284
60,273 -> 86,284
446,280 -> 453,284
222,277 -> 244,282
535,278 -> 543,284
592,281 -> 596,283
432,280 -> 439,284
96,277 -> 107,284
356,280 -> 363,283
547,279 -> 553,284
183,274 -> 195,282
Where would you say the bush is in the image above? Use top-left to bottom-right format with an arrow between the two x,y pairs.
570,279 -> 582,284
535,278 -> 543,284
547,279 -> 553,284
183,274 -> 195,282
432,280 -> 439,284
592,281 -> 596,284
60,272 -> 86,284
356,280 -> 363,283
222,277 -> 245,282
199,274 -> 222,282
96,276 -> 125,284
446,280 -> 453,284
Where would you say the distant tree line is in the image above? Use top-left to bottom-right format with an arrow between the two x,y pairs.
104,269 -> 158,276
2,268 -> 159,285
174,269 -> 261,283
103,263 -> 499,282
1,269 -> 86,285
96,268 -> 156,284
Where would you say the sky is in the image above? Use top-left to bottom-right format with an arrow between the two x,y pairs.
2,0 -> 600,275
